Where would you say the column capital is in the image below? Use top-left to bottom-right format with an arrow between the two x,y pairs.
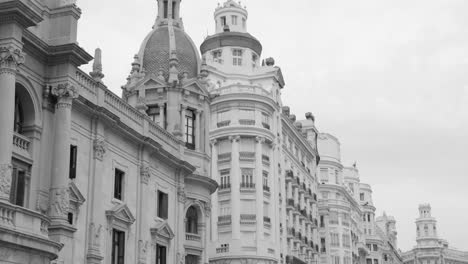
255,136 -> 266,144
210,139 -> 218,146
229,135 -> 240,142
52,83 -> 79,107
0,46 -> 25,74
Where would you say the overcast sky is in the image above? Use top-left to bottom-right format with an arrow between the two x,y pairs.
76,0 -> 468,251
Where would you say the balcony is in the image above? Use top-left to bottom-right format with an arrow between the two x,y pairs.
240,182 -> 255,192
239,151 -> 255,161
240,214 -> 256,224
218,153 -> 231,163
0,200 -> 61,261
218,215 -> 232,226
217,120 -> 231,128
239,119 -> 255,126
12,132 -> 32,160
219,183 -> 231,193
186,233 -> 201,241
216,244 -> 229,253
185,232 -> 202,249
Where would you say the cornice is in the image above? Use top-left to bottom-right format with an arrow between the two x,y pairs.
211,92 -> 278,111
22,30 -> 93,67
185,174 -> 218,194
281,114 -> 319,161
210,125 -> 275,143
0,0 -> 43,28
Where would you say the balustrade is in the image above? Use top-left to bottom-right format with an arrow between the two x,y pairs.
185,233 -> 201,241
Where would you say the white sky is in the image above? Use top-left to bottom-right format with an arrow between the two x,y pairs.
76,0 -> 468,251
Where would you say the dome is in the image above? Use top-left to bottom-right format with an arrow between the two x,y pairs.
139,25 -> 200,79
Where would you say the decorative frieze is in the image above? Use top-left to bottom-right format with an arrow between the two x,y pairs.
52,83 -> 79,108
138,240 -> 148,264
0,164 -> 12,200
178,184 -> 186,203
93,138 -> 107,161
140,166 -> 150,185
0,46 -> 25,74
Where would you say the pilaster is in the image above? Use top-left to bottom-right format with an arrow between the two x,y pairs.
210,139 -> 219,242
255,136 -> 265,244
230,135 -> 241,240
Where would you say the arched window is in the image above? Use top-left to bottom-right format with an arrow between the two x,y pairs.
14,95 -> 24,134
185,206 -> 198,234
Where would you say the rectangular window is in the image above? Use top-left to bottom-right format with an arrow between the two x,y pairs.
220,16 -> 226,26
241,168 -> 254,188
9,168 -> 26,206
163,1 -> 168,18
373,244 -> 378,251
320,237 -> 326,252
261,112 -> 271,129
374,260 -> 379,264
114,169 -> 124,200
262,171 -> 269,190
220,169 -> 231,189
69,145 -> 77,179
111,229 -> 125,264
212,50 -> 223,64
367,259 -> 373,264
360,193 -> 365,201
156,244 -> 167,264
68,212 -> 74,225
185,109 -> 195,150
157,191 -> 168,219
232,49 -> 243,66
330,233 -> 340,247
171,1 -> 176,19
252,53 -> 258,68
320,168 -> 328,182
147,104 -> 166,128
232,15 -> 238,25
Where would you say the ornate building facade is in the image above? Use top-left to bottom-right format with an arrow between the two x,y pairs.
315,133 -> 402,264
0,0 -> 217,263
402,205 -> 468,264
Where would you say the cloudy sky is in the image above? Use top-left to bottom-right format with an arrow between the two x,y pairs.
76,0 -> 468,251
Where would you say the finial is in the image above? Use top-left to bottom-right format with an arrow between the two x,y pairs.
90,48 -> 104,83
168,50 -> 180,85
131,55 -> 141,73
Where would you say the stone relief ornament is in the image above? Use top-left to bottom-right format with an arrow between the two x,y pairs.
138,240 -> 148,264
176,252 -> 186,264
89,222 -> 103,249
0,46 -> 25,72
52,83 -> 79,99
51,188 -> 70,217
0,164 -> 12,200
204,200 -> 212,216
93,138 -> 107,161
140,166 -> 150,185
36,190 -> 50,213
177,184 -> 186,203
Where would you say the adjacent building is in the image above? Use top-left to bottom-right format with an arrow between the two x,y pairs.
315,133 -> 402,264
402,205 -> 468,264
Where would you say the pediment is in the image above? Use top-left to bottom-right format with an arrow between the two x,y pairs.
105,203 -> 136,226
143,77 -> 166,88
69,181 -> 85,206
181,79 -> 209,97
151,220 -> 175,241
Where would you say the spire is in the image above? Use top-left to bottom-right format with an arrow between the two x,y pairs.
155,0 -> 184,29
90,48 -> 104,83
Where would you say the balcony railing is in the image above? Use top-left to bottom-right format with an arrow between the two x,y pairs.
239,119 -> 255,126
12,132 -> 31,159
218,153 -> 231,162
218,215 -> 232,225
240,214 -> 256,224
216,245 -> 229,253
239,152 -> 255,161
240,182 -> 255,190
217,120 -> 231,128
219,183 -> 231,191
0,200 -> 50,238
186,233 -> 201,241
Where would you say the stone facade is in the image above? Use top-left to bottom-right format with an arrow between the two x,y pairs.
315,133 -> 402,264
402,205 -> 468,264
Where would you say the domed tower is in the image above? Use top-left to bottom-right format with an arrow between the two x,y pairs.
416,204 -> 439,247
121,2 -> 217,264
202,1 -> 287,264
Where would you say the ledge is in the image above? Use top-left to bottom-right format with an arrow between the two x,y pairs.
200,31 -> 263,56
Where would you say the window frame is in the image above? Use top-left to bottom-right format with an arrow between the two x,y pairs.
69,145 -> 78,179
156,244 -> 167,264
157,191 -> 169,220
185,109 -> 195,150
111,229 -> 126,264
114,168 -> 125,201
232,49 -> 243,66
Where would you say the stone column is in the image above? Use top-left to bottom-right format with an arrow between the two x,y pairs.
210,139 -> 218,242
159,103 -> 165,128
255,137 -> 265,242
49,83 -> 78,224
0,46 -> 24,201
195,110 -> 201,151
229,135 -> 241,240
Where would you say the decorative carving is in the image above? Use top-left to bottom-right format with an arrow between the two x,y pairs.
90,48 -> 104,83
138,240 -> 148,264
210,139 -> 218,146
176,252 -> 186,264
36,190 -> 50,213
140,166 -> 150,185
177,184 -> 186,203
50,188 -> 70,218
229,135 -> 240,142
204,200 -> 212,216
93,138 -> 107,161
0,164 -> 12,200
52,83 -> 79,99
0,46 -> 25,73
255,136 -> 265,144
89,222 -> 103,250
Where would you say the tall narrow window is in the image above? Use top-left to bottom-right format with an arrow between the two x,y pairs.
360,193 -> 365,201
14,95 -> 23,134
9,168 -> 26,206
69,145 -> 77,179
241,168 -> 254,188
220,169 -> 230,189
232,49 -> 243,66
242,18 -> 246,29
185,109 -> 195,150
158,191 -> 168,219
114,169 -> 124,200
156,244 -> 167,264
185,206 -> 198,234
220,16 -> 226,26
163,1 -> 168,18
231,15 -> 238,25
171,1 -> 176,19
112,229 -> 125,264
